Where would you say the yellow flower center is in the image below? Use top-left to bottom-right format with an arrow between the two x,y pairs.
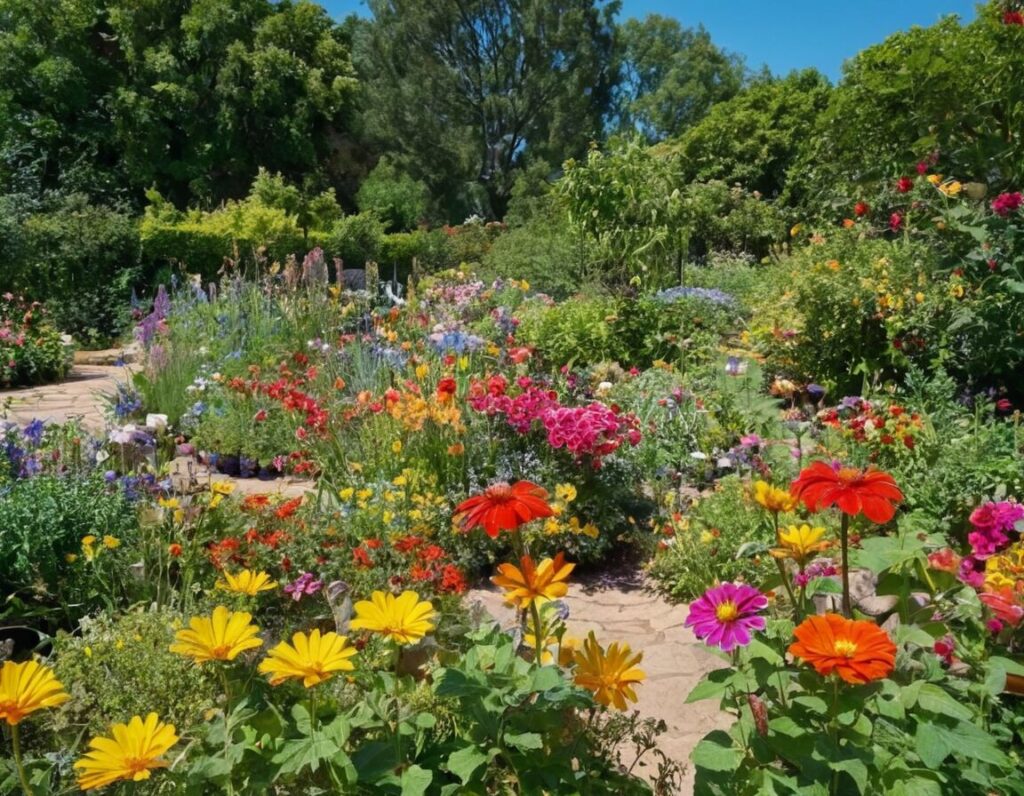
834,638 -> 858,658
715,601 -> 739,623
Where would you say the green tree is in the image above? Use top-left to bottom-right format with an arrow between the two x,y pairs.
615,15 -> 745,142
791,6 -> 1024,211
0,0 -> 359,207
662,69 -> 832,200
360,0 -> 620,219
356,157 -> 430,231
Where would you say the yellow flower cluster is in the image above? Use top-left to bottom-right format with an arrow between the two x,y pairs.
985,543 -> 1024,591
387,391 -> 464,433
541,483 -> 599,537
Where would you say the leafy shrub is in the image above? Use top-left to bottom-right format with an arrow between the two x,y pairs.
518,290 -> 741,369
0,194 -> 141,346
0,473 -> 139,626
752,234 -> 939,394
50,608 -> 215,737
356,157 -> 430,231
140,189 -> 306,281
325,211 -> 386,269
479,214 -> 581,298
0,295 -> 73,387
646,476 -> 776,600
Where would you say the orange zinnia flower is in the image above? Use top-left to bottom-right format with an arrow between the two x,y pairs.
790,461 -> 903,523
491,553 -> 575,609
454,481 -> 554,538
789,614 -> 896,684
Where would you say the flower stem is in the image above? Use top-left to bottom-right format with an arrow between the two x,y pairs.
11,724 -> 33,796
840,514 -> 852,618
529,600 -> 545,663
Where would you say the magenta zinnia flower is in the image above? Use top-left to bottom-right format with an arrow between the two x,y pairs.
684,583 -> 767,651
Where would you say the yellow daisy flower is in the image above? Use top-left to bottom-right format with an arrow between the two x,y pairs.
74,713 -> 178,791
349,590 -> 437,645
169,606 -> 262,663
752,480 -> 797,513
258,629 -> 357,687
771,524 -> 830,565
216,569 -> 278,596
0,660 -> 69,725
573,632 -> 645,710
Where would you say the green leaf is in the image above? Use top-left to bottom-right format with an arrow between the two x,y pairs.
685,668 -> 734,703
915,684 -> 973,722
503,731 -> 543,751
400,765 -> 432,796
272,735 -> 341,776
446,745 -> 493,784
691,731 -> 742,772
832,758 -> 868,793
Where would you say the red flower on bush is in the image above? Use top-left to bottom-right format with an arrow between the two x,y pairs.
1004,10 -> 1024,24
790,461 -> 903,523
896,176 -> 913,193
274,497 -> 303,519
454,481 -> 553,538
889,212 -> 903,232
854,201 -> 870,217
992,192 -> 1023,217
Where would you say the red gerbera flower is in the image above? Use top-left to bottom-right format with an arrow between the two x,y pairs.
790,461 -> 903,524
454,481 -> 554,538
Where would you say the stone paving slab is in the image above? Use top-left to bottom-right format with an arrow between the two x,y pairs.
0,364 -> 128,432
469,569 -> 726,793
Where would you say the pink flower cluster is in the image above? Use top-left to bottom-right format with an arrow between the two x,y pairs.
992,191 -> 1023,218
540,402 -> 641,463
958,500 -> 1024,587
468,375 -> 641,464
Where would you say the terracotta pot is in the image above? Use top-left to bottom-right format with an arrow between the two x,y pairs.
1006,673 -> 1024,696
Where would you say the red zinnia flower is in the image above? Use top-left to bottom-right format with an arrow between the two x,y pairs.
853,201 -> 870,217
889,212 -> 902,232
896,176 -> 913,193
790,461 -> 903,524
454,481 -> 554,538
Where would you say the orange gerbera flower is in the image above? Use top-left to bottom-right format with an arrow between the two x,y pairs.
454,481 -> 554,538
789,613 -> 896,684
790,461 -> 903,523
491,553 -> 575,609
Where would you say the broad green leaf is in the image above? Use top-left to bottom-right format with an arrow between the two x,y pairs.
400,765 -> 432,796
691,731 -> 742,772
446,745 -> 494,784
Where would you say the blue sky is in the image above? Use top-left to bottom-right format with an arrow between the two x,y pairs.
321,0 -> 977,81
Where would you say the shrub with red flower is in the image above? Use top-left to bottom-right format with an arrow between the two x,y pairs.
540,403 -> 641,465
896,176 -> 914,194
817,399 -> 923,457
854,201 -> 870,217
1004,9 -> 1024,24
991,191 -> 1023,217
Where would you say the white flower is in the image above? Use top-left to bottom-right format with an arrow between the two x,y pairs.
146,414 -> 168,431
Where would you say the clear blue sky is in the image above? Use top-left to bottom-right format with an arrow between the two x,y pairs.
321,0 -> 978,81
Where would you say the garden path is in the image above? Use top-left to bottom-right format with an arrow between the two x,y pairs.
469,569 -> 724,791
0,362 -> 126,432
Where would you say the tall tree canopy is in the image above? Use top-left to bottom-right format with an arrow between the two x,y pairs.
0,0 -> 358,207
360,0 -> 620,218
614,15 -> 745,142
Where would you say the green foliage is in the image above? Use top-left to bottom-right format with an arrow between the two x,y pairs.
479,214 -> 582,298
327,211 -> 386,269
793,9 -> 1024,212
615,16 -> 745,142
647,476 -> 776,600
357,157 -> 431,231
50,608 -> 215,736
752,235 -> 939,395
0,295 -> 73,387
360,0 -> 618,217
140,188 -> 306,280
0,194 -> 141,345
664,69 -> 832,201
518,291 -> 740,369
0,0 -> 359,207
0,473 -> 139,625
